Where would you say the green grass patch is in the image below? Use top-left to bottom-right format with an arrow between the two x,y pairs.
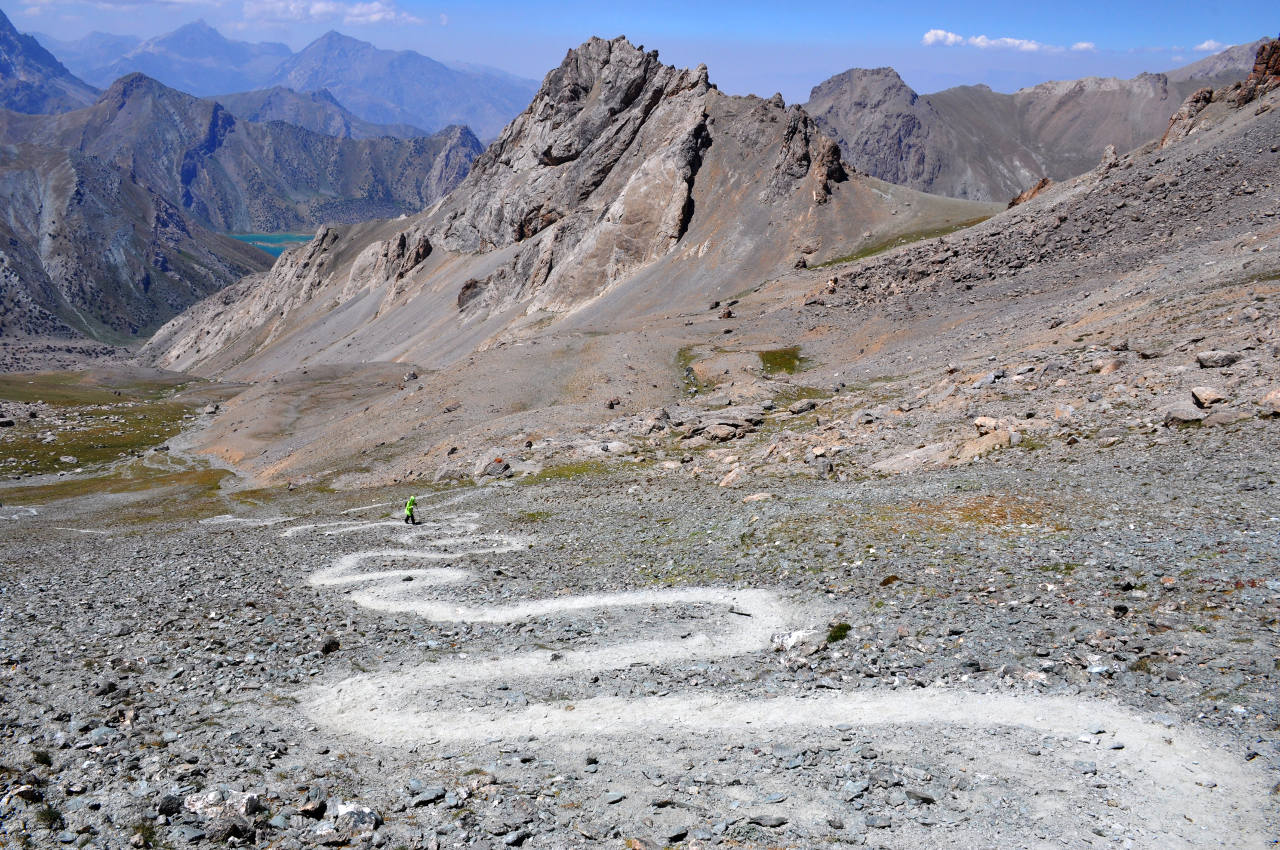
677,345 -> 714,395
516,509 -> 552,523
2,464 -> 233,520
36,806 -> 64,830
0,371 -> 184,406
826,622 -> 852,643
813,217 -> 991,269
758,346 -> 811,376
0,401 -> 195,477
0,370 -> 215,478
520,459 -> 613,484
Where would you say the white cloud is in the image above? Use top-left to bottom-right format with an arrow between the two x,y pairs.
1071,42 -> 1096,52
922,28 -> 964,47
922,29 -> 1074,53
439,12 -> 447,26
1194,39 -> 1226,52
968,34 -> 1046,52
244,0 -> 421,24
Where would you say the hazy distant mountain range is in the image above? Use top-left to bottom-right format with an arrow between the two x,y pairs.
0,73 -> 482,232
33,20 -> 537,139
207,87 -> 429,140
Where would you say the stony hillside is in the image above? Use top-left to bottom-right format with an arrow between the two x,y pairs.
0,143 -> 269,342
0,74 -> 483,232
2,42 -> 1278,850
0,6 -> 96,114
805,42 -> 1262,201
208,87 -> 429,140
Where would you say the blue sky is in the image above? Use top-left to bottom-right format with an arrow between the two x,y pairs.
12,0 -> 1275,99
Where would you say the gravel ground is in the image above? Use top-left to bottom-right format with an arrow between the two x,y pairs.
2,427 -> 1277,849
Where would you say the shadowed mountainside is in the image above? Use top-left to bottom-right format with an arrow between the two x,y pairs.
0,6 -> 96,114
0,73 -> 483,232
0,143 -> 270,342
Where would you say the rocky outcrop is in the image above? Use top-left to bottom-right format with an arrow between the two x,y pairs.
1008,177 -> 1053,208
1160,87 -> 1214,146
814,76 -> 1279,311
805,46 -> 1259,202
1161,39 -> 1280,147
0,6 -> 97,114
1236,38 -> 1280,104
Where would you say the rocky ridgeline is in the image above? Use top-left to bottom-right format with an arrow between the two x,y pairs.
429,35 -> 846,317
801,53 -> 1255,203
415,67 -> 1280,491
1162,38 -> 1280,147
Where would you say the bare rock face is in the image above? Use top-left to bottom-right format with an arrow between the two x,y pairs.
1008,177 -> 1053,208
429,36 -> 845,315
0,6 -> 97,114
1236,38 -> 1280,104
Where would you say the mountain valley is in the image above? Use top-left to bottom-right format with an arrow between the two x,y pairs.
0,23 -> 1278,850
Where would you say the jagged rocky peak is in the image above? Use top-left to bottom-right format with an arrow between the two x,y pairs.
433,36 -> 712,252
425,35 -> 846,314
807,66 -> 919,109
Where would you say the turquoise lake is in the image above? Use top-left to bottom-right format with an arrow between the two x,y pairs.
231,233 -> 313,257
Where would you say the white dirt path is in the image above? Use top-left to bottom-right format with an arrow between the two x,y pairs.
289,507 -> 1275,848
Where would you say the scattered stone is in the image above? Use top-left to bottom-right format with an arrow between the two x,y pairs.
1196,350 -> 1242,368
1163,401 -> 1206,425
1258,388 -> 1280,416
1191,387 -> 1227,408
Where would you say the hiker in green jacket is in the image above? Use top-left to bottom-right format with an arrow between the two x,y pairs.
404,495 -> 417,525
